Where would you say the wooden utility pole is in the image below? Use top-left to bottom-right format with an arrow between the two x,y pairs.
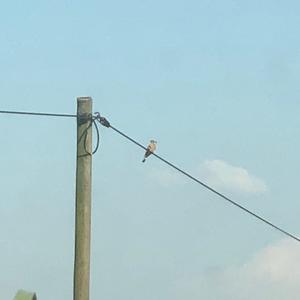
74,97 -> 93,300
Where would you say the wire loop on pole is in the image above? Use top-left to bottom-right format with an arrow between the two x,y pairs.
77,113 -> 100,156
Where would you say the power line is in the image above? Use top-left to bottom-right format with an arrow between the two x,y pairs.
0,110 -> 77,118
0,109 -> 103,155
0,110 -> 103,156
1,109 -> 299,243
96,118 -> 300,243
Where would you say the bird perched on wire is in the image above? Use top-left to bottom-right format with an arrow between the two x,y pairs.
142,140 -> 157,163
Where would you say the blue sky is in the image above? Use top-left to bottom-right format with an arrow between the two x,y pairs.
1,1 -> 300,299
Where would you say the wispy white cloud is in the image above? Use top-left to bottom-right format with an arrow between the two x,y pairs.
174,238 -> 300,300
199,159 -> 267,194
245,238 -> 300,284
148,159 -> 267,194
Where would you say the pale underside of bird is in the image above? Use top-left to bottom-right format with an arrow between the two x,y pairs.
142,140 -> 157,163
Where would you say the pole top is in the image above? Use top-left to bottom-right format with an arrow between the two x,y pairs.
77,97 -> 92,102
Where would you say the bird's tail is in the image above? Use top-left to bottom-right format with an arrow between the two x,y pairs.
142,158 -> 146,163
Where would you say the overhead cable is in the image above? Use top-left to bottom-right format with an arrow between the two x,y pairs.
0,110 -> 77,118
1,109 -> 299,243
96,117 -> 300,243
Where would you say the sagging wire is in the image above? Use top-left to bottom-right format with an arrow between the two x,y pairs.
96,114 -> 300,244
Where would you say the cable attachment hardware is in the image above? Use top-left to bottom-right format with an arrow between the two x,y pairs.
77,112 -> 101,157
77,112 -> 110,157
94,112 -> 111,128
